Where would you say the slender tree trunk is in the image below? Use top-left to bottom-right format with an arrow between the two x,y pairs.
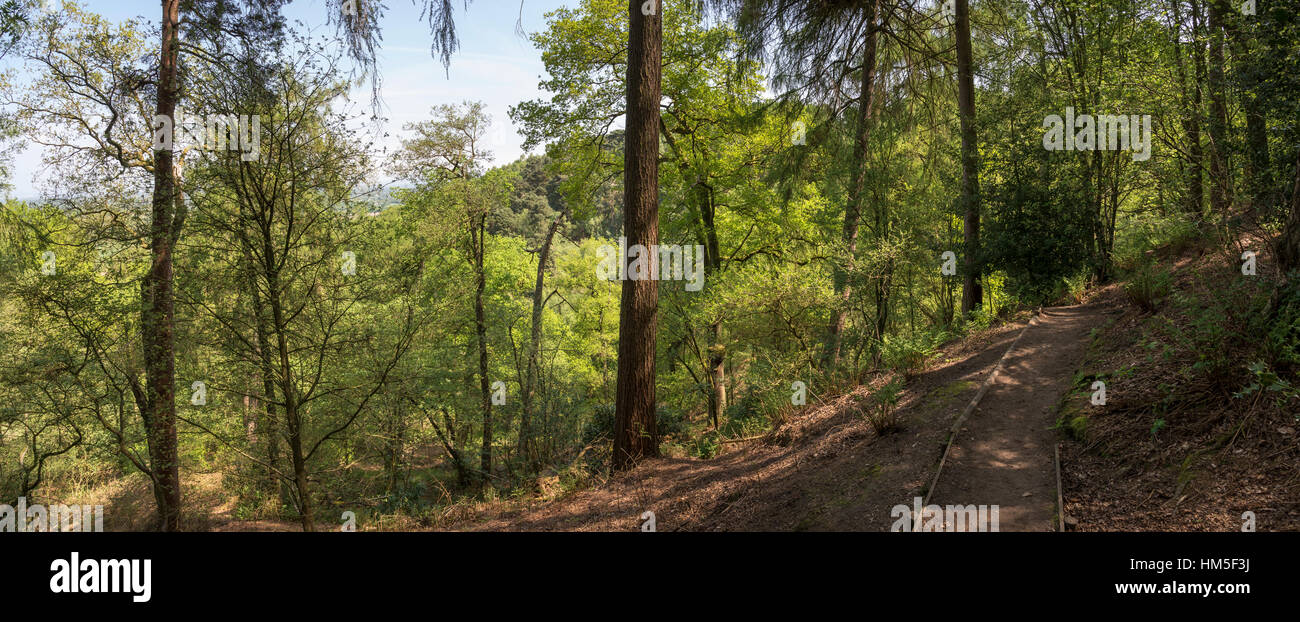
385,403 -> 406,493
287,425 -> 312,531
700,184 -> 725,429
612,0 -> 662,471
1172,0 -> 1204,219
473,211 -> 492,480
708,323 -> 725,429
521,218 -> 560,473
1206,0 -> 1230,216
264,261 -> 313,532
873,157 -> 891,346
825,0 -> 880,365
661,130 -> 726,427
142,0 -> 182,532
1241,88 -> 1272,212
956,0 -> 982,315
247,260 -> 283,500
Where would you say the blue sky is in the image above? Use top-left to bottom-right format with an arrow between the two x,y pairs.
6,0 -> 575,198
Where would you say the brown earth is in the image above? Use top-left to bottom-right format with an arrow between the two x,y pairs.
928,303 -> 1116,531
1059,241 -> 1300,532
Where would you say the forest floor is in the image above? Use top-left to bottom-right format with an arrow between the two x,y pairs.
465,301 -> 1117,531
1058,236 -> 1300,531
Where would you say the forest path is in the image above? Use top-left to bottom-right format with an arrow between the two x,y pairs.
466,302 -> 1116,533
926,303 -> 1112,531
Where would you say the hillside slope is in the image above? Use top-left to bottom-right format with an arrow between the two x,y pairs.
1060,236 -> 1300,531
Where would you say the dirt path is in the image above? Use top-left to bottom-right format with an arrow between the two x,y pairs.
927,303 -> 1112,531
463,320 -> 1034,531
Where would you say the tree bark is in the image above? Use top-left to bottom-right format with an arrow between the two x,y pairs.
612,0 -> 662,471
700,181 -> 725,429
956,0 -> 982,315
473,209 -> 492,479
142,0 -> 183,532
708,323 -> 725,429
1171,0 -> 1204,219
264,261 -> 314,532
1206,0 -> 1230,216
245,254 -> 283,500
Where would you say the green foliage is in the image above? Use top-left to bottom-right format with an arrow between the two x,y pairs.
691,430 -> 721,460
721,393 -> 771,439
1266,278 -> 1300,369
983,176 -> 1095,304
1113,212 -> 1201,271
1066,415 -> 1089,441
867,377 -> 904,435
1124,261 -> 1173,313
4,0 -> 1299,531
1234,361 -> 1300,408
880,330 -> 947,376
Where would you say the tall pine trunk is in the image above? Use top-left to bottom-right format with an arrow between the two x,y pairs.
612,0 -> 662,471
956,0 -> 982,314
142,0 -> 183,532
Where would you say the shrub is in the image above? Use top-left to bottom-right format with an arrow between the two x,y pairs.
692,429 -> 721,459
880,330 -> 946,375
721,393 -> 770,438
867,377 -> 904,434
1124,261 -> 1172,312
1267,279 -> 1300,369
654,406 -> 689,440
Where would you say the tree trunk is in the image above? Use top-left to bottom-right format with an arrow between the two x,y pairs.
288,426 -> 312,531
520,218 -> 560,473
265,260 -> 313,532
825,0 -> 880,365
142,0 -> 182,532
473,211 -> 492,480
700,183 -> 725,429
248,260 -> 283,500
385,403 -> 406,493
956,0 -> 982,315
708,323 -> 725,429
1171,0 -> 1204,219
1191,0 -> 1209,222
612,0 -> 662,471
1206,0 -> 1230,216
